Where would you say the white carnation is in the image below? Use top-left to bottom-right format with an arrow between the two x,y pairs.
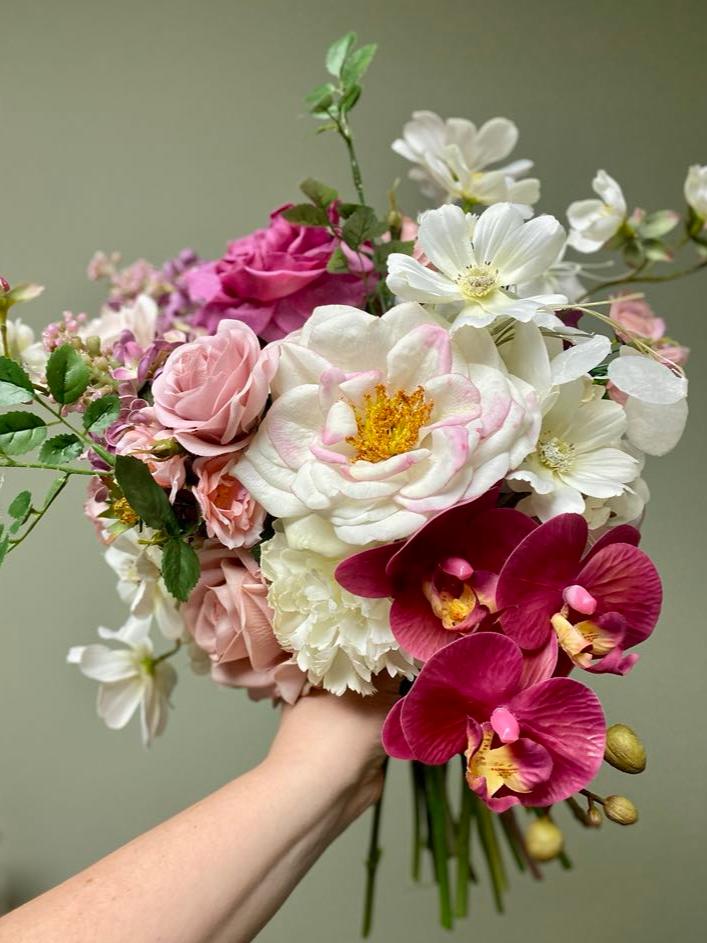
260,529 -> 415,696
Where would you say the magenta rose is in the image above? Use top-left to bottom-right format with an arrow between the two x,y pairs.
192,454 -> 265,549
183,204 -> 373,342
151,319 -> 275,456
184,545 -> 306,704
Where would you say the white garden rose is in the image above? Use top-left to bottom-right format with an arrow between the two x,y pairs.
260,529 -> 415,695
237,302 -> 541,545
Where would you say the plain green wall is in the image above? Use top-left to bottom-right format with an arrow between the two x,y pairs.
1,0 -> 706,940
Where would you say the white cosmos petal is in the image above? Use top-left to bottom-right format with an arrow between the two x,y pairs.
518,482 -> 586,520
72,645 -> 137,682
96,678 -> 144,730
567,399 -> 627,452
473,117 -> 519,165
608,352 -> 687,404
451,303 -> 497,330
624,396 -> 688,456
562,446 -> 639,497
550,335 -> 611,386
386,254 -> 461,303
417,205 -> 475,277
492,214 -> 566,285
593,170 -> 626,213
472,203 -> 525,265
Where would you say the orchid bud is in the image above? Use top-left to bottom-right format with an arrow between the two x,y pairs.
604,795 -> 639,826
525,817 -> 564,861
0,276 -> 10,294
586,806 -> 603,828
605,724 -> 646,774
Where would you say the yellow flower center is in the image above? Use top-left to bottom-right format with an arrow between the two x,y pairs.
457,263 -> 499,301
537,434 -> 575,472
110,495 -> 139,527
466,727 -> 530,797
424,581 -> 477,629
347,384 -> 433,463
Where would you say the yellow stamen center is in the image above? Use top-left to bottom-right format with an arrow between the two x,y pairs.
457,263 -> 499,301
347,384 -> 433,464
537,434 -> 575,472
551,612 -> 616,667
466,727 -> 530,796
424,581 -> 477,629
111,496 -> 139,527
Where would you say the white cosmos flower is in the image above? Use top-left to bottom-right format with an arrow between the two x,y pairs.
517,245 -> 586,306
236,302 -> 540,546
684,164 -> 707,220
105,528 -> 185,640
508,378 -> 639,520
567,170 -> 627,253
386,203 -> 566,330
67,616 -> 177,746
392,111 -> 540,207
607,347 -> 688,456
3,318 -> 48,381
260,529 -> 415,696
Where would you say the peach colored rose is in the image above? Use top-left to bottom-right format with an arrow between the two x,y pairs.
192,454 -> 265,549
151,319 -> 276,457
184,545 -> 305,704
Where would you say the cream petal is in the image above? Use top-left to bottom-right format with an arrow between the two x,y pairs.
97,678 -> 144,730
608,352 -> 687,404
550,335 -> 611,386
386,254 -> 461,303
624,396 -> 688,456
473,117 -> 519,166
74,646 -> 137,683
494,214 -> 567,285
472,203 -> 525,265
386,322 -> 453,388
417,204 -> 475,277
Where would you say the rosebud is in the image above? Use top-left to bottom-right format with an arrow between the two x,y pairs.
605,724 -> 646,774
586,806 -> 603,828
150,438 -> 183,460
525,817 -> 564,862
0,276 -> 10,294
604,795 -> 639,826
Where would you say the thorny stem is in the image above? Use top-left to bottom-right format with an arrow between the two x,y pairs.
0,458 -> 100,477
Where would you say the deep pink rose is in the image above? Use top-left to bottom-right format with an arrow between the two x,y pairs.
184,545 -> 306,704
183,205 -> 372,341
193,454 -> 265,549
151,319 -> 275,456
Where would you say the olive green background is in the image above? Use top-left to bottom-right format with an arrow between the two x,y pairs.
1,0 -> 706,939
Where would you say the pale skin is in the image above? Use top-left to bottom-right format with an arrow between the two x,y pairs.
0,687 -> 396,943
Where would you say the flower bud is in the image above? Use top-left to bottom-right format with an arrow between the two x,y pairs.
525,817 -> 564,861
85,335 -> 103,357
605,723 -> 646,774
0,276 -> 10,294
604,795 -> 639,826
150,438 -> 183,459
586,806 -> 603,828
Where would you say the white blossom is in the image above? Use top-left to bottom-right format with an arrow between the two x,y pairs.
567,170 -> 626,253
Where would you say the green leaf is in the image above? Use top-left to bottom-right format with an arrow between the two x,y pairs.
44,474 -> 69,508
281,204 -> 329,228
341,206 -> 387,250
46,344 -> 90,405
8,490 -> 32,520
162,537 -> 201,603
114,454 -> 178,534
339,83 -> 362,114
341,43 -> 377,86
642,239 -> 673,262
338,202 -> 361,219
622,240 -> 645,268
83,394 -> 121,435
327,247 -> 350,274
300,178 -> 338,209
38,433 -> 83,466
0,533 -> 9,567
0,356 -> 34,405
325,32 -> 357,77
304,82 -> 336,116
374,239 -> 416,268
0,412 -> 47,456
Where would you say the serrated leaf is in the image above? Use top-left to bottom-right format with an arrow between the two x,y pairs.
341,43 -> 377,86
38,433 -> 83,466
281,204 -> 330,228
300,178 -> 338,209
374,239 -> 416,267
341,206 -> 387,250
46,344 -> 90,405
162,537 -> 201,603
8,490 -> 32,520
327,247 -> 350,274
0,412 -> 47,456
338,202 -> 361,219
83,394 -> 120,435
43,474 -> 69,507
325,32 -> 357,77
339,83 -> 362,113
0,356 -> 34,405
115,454 -> 178,534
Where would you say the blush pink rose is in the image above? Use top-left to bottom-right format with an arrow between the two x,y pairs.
113,406 -> 186,501
609,297 -> 666,341
151,319 -> 275,457
184,545 -> 306,704
183,204 -> 372,342
193,454 -> 265,549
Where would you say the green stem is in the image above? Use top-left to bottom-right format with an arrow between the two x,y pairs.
339,119 -> 366,205
152,639 -> 182,666
474,799 -> 506,913
579,257 -> 707,301
423,765 -> 454,930
34,394 -> 115,467
0,459 -> 100,477
8,474 -> 69,552
498,810 -> 526,872
410,761 -> 426,881
361,757 -> 388,938
454,760 -> 473,918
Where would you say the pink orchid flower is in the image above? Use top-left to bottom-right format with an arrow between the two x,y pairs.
335,491 -> 536,661
496,514 -> 662,676
383,633 -> 606,811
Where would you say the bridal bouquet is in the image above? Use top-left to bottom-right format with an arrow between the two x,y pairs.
1,31 -> 702,932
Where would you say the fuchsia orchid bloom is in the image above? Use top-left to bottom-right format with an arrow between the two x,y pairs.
383,633 -> 605,811
335,491 -> 536,661
496,514 -> 662,676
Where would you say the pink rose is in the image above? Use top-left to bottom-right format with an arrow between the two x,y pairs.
151,319 -> 275,457
184,545 -> 306,704
609,297 -> 666,341
84,477 -> 111,543
193,454 -> 265,549
656,342 -> 690,367
113,406 -> 186,501
183,205 -> 372,342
